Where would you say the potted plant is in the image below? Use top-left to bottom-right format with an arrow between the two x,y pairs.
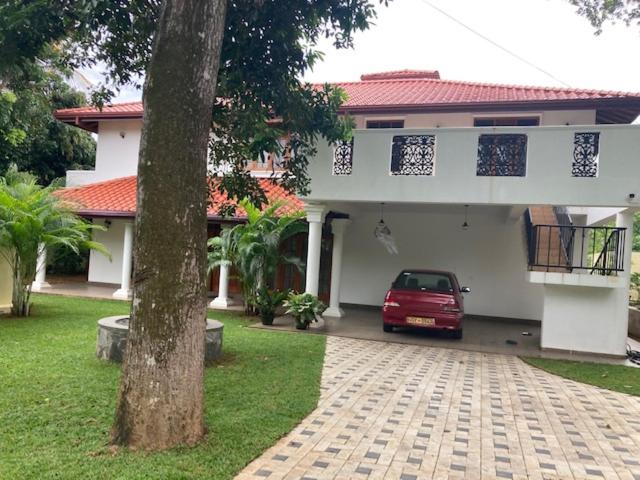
283,292 -> 327,330
255,288 -> 288,325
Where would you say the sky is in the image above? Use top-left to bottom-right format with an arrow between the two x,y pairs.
97,0 -> 640,102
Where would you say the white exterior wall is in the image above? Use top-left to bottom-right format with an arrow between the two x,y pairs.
88,219 -> 128,285
353,110 -> 596,129
340,206 -> 543,320
540,285 -> 628,356
0,252 -> 12,312
93,120 -> 142,182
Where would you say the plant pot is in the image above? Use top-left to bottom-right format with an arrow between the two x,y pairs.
261,313 -> 275,326
295,320 -> 309,330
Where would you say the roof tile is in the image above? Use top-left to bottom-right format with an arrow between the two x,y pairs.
58,176 -> 303,218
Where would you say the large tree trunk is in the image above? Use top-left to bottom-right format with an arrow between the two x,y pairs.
112,0 -> 227,450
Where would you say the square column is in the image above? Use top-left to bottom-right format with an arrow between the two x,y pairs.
210,262 -> 234,309
324,218 -> 350,318
113,222 -> 134,299
31,243 -> 50,291
304,203 -> 327,296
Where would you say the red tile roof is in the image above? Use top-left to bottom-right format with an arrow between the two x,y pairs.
55,71 -> 640,126
58,176 -> 303,219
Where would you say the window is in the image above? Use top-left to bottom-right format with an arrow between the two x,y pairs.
474,117 -> 540,127
390,135 -> 436,176
572,132 -> 600,178
476,134 -> 528,177
394,271 -> 453,293
366,119 -> 404,129
332,139 -> 354,175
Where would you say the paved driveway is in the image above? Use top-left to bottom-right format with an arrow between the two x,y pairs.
237,337 -> 640,480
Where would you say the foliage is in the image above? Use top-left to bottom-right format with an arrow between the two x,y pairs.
254,287 -> 289,325
283,292 -> 327,329
525,357 -> 640,397
0,0 -> 387,208
570,0 -> 640,33
0,51 -> 95,185
208,199 -> 306,313
0,294 -> 326,479
0,168 -> 108,316
630,272 -> 640,305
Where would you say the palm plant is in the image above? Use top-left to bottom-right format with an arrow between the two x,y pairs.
208,199 -> 306,314
0,168 -> 109,316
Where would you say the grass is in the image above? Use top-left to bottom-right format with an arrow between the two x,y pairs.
524,357 -> 640,397
0,294 -> 325,480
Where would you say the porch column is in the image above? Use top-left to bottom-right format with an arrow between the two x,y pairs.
325,219 -> 350,317
304,203 -> 327,296
210,263 -> 233,309
113,222 -> 134,299
31,244 -> 49,291
617,208 -> 635,282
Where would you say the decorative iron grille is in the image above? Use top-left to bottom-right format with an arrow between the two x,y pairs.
332,139 -> 353,175
572,132 -> 600,178
476,134 -> 527,177
390,135 -> 436,175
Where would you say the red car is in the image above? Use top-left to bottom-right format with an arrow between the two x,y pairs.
382,269 -> 469,339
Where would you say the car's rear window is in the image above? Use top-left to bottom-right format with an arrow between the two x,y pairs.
394,271 -> 453,293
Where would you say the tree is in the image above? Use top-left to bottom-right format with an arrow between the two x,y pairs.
0,0 -> 385,450
0,54 -> 96,185
570,0 -> 640,33
208,200 -> 306,314
0,168 -> 106,316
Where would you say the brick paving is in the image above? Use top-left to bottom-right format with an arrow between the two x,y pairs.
236,337 -> 640,480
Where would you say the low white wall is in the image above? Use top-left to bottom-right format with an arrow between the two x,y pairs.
88,219 -> 129,285
541,285 -> 628,356
629,307 -> 640,338
339,206 -> 544,320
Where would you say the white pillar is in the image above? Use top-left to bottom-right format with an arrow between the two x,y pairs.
113,222 -> 134,299
304,203 -> 327,296
617,209 -> 635,281
210,262 -> 233,309
31,244 -> 49,291
324,218 -> 350,318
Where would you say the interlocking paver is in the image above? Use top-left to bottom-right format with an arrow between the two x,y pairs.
235,337 -> 640,480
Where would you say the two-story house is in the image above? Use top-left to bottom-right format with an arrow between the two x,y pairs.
50,69 -> 640,357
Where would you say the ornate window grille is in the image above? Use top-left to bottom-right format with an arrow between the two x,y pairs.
390,135 -> 436,175
572,132 -> 600,178
476,134 -> 527,177
332,139 -> 354,175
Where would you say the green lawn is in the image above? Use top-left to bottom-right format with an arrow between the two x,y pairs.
0,294 -> 325,480
524,357 -> 640,397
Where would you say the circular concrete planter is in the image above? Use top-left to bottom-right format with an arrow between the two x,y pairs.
96,315 -> 223,364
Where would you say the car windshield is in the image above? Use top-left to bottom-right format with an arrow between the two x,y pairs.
394,271 -> 453,293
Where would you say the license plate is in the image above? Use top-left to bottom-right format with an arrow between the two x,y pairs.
406,316 -> 435,326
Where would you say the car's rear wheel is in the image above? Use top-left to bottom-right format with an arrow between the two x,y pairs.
383,324 -> 394,333
451,328 -> 463,340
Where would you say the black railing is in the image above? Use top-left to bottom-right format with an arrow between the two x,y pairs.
526,223 -> 626,275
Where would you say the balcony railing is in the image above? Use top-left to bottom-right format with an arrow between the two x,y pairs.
526,223 -> 626,275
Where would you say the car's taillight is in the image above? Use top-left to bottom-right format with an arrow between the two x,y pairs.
442,299 -> 460,313
384,301 -> 400,308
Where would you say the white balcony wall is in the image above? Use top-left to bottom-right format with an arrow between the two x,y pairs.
65,170 -> 98,187
307,124 -> 640,207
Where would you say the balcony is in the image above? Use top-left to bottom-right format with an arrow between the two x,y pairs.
306,124 -> 640,207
